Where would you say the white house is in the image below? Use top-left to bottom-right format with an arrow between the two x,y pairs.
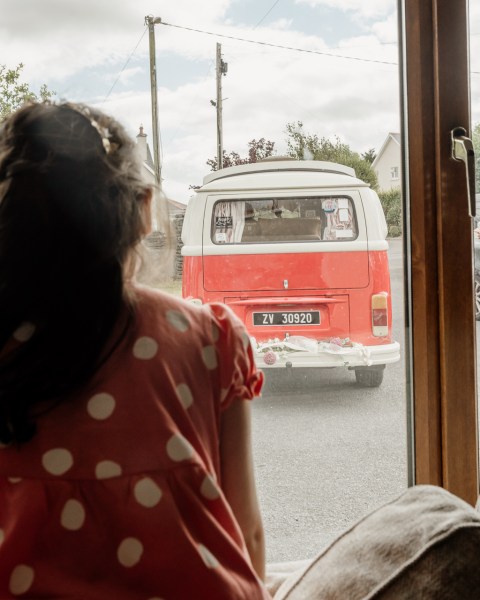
372,133 -> 401,192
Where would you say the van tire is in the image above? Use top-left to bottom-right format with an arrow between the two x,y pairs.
354,366 -> 385,388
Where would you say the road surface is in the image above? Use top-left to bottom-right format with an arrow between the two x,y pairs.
252,238 -> 408,563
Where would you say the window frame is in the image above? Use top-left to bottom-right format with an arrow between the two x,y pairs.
402,0 -> 479,504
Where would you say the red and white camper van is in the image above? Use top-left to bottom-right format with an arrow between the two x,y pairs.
181,159 -> 400,387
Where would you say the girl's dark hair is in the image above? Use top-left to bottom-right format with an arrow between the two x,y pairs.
0,102 -> 149,444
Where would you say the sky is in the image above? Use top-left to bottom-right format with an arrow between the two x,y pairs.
1,0 -> 479,204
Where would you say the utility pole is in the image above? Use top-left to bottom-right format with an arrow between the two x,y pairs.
215,43 -> 228,170
145,15 -> 162,186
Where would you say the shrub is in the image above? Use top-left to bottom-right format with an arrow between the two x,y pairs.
378,188 -> 402,237
389,225 -> 402,238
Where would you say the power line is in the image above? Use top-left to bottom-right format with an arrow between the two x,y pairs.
160,20 -> 480,75
160,20 -> 398,66
102,27 -> 148,104
254,0 -> 282,29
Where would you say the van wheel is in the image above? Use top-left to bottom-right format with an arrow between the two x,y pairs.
354,366 -> 385,388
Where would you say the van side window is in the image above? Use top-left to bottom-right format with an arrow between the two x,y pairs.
211,197 -> 358,244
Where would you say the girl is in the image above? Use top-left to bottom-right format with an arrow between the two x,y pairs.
0,102 -> 270,599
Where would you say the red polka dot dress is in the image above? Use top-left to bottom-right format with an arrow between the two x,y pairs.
0,285 -> 269,599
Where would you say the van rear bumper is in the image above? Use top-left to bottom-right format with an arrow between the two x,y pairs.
254,340 -> 400,369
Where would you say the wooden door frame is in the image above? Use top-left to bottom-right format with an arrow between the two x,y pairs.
401,0 -> 479,504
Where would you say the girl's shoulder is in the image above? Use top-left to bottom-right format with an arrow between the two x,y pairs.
129,284 -> 244,340
128,286 -> 262,404
130,284 -> 199,318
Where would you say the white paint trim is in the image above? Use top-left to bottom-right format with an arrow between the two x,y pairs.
182,239 -> 389,256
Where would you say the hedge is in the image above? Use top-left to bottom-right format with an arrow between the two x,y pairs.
378,188 -> 402,237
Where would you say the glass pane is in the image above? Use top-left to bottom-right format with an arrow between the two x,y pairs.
211,195 -> 358,244
17,0 -> 408,566
471,2 -> 480,478
172,3 -> 408,563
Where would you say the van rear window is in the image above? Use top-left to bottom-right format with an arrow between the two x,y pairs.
211,197 -> 358,244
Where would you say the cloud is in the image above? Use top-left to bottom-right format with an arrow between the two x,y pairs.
371,13 -> 398,43
116,67 -> 144,86
5,0 -> 475,205
96,4 -> 399,202
294,0 -> 395,21
0,0 -> 232,82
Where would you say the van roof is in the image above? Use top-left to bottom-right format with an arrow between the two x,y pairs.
202,160 -> 356,187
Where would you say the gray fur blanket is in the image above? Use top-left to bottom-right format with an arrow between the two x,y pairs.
272,485 -> 480,599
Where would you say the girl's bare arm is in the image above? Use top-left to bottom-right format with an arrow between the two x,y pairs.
220,398 -> 266,580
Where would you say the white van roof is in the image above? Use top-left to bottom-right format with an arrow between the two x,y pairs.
202,160 -> 356,187
182,159 -> 387,249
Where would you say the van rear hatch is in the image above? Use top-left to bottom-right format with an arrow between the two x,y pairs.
203,194 -> 369,292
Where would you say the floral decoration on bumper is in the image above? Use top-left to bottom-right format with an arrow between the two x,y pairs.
251,335 -> 373,367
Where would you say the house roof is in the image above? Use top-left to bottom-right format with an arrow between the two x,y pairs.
145,145 -> 154,170
142,163 -> 187,213
372,132 -> 401,169
166,197 -> 187,211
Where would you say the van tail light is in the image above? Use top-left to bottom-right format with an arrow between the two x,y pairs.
372,293 -> 388,337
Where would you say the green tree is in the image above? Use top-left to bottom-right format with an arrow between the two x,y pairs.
207,138 -> 276,171
361,148 -> 377,164
473,122 -> 480,194
0,63 -> 54,121
285,121 -> 378,190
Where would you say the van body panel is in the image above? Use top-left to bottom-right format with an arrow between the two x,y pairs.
184,251 -> 392,346
202,251 -> 369,292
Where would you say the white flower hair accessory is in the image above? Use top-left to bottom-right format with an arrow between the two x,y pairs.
69,104 -> 118,155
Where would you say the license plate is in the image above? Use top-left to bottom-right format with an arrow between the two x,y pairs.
253,311 -> 320,326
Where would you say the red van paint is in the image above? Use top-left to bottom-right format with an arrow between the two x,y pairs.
182,160 -> 400,387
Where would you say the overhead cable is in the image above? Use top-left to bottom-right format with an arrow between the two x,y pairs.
160,20 -> 398,66
102,27 -> 148,103
254,0 -> 282,29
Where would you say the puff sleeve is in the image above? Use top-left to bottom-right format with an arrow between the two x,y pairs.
206,303 -> 264,410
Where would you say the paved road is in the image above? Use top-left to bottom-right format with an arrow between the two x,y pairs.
251,238 -> 409,563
